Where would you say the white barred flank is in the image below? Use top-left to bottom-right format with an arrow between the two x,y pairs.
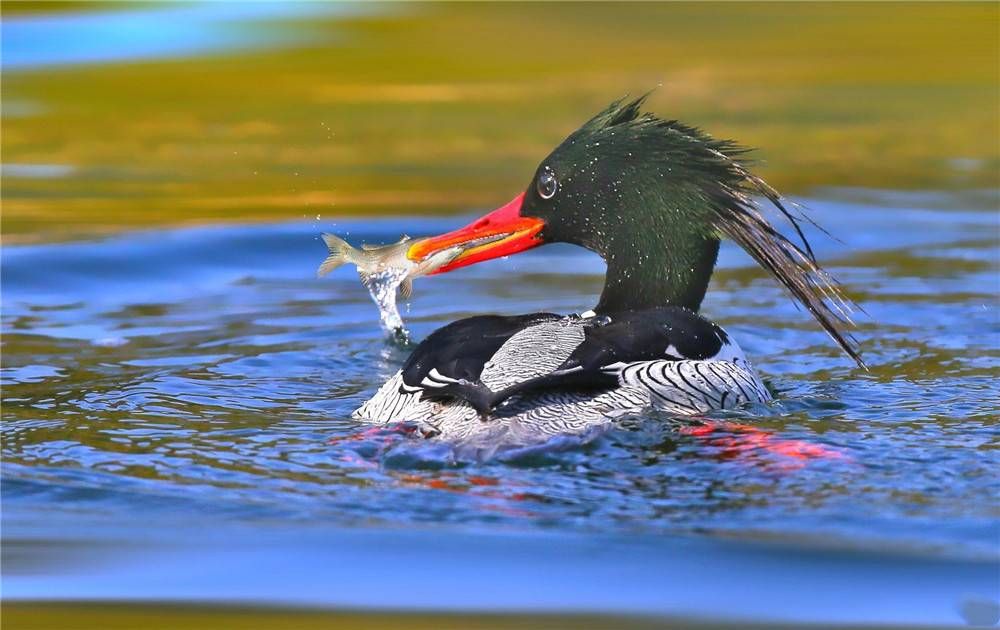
352,316 -> 770,442
499,385 -> 650,439
353,372 -> 428,424
614,357 -> 769,414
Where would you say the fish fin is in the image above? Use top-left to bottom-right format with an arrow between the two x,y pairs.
400,278 -> 413,300
317,233 -> 355,277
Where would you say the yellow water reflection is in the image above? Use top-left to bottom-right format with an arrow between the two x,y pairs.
3,2 -> 998,243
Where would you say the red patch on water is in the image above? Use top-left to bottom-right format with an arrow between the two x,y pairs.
328,422 -> 421,445
394,471 -> 536,516
679,420 -> 849,471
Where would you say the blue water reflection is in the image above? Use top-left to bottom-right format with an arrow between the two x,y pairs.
3,191 -> 998,626
2,3 -> 375,70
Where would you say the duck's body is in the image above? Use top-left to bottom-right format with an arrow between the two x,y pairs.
356,307 -> 769,441
351,96 -> 861,443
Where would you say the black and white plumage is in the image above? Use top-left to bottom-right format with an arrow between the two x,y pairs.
348,96 -> 863,446
353,308 -> 769,441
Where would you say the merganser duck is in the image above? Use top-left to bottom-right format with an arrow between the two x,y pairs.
354,96 -> 862,443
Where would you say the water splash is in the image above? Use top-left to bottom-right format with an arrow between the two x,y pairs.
360,267 -> 410,341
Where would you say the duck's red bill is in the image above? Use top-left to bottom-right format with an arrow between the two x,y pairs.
407,193 -> 544,274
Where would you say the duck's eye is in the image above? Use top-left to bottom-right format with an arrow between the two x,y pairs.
537,168 -> 558,200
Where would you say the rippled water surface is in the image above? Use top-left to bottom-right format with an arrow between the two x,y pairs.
3,190 -> 999,624
3,3 -> 1000,626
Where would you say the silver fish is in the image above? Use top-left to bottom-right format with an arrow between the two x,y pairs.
317,233 -> 461,334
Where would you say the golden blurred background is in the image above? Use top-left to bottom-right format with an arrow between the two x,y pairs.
3,2 -> 998,243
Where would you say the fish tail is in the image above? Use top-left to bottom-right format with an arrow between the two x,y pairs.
317,233 -> 356,277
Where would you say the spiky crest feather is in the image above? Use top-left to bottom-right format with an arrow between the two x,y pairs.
575,95 -> 864,367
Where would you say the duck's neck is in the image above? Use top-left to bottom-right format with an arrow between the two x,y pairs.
594,234 -> 719,314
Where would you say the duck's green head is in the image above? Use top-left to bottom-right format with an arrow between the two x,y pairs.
409,95 -> 863,366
